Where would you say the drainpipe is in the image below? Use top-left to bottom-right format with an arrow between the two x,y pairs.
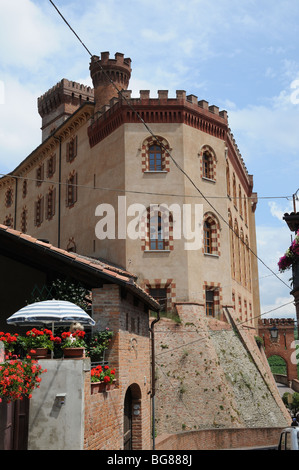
149,309 -> 160,451
14,176 -> 18,230
54,135 -> 62,248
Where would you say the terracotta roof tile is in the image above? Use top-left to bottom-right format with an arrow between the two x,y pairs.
0,224 -> 160,310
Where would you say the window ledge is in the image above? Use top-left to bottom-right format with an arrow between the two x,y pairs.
144,250 -> 171,253
144,170 -> 168,174
204,252 -> 219,258
202,177 -> 216,184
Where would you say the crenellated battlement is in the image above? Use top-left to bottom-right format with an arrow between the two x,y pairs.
258,318 -> 295,326
90,52 -> 132,112
90,51 -> 132,70
91,88 -> 228,123
38,79 -> 94,117
88,88 -> 229,149
38,79 -> 94,141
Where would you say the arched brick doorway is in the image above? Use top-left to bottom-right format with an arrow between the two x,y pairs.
258,318 -> 298,382
123,383 -> 142,450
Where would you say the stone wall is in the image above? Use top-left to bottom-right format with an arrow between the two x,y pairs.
153,304 -> 291,437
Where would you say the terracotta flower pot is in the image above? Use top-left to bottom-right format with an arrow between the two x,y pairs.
91,382 -> 106,394
28,348 -> 48,359
63,347 -> 85,359
105,380 -> 116,391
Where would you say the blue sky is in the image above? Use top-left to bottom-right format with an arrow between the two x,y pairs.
0,0 -> 299,319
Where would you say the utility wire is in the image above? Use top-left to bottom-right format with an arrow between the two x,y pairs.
155,300 -> 295,357
0,172 -> 292,201
47,0 -> 291,292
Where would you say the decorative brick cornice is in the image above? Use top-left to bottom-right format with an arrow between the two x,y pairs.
88,90 -> 228,148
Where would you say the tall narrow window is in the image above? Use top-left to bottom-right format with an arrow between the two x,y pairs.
21,208 -> 27,233
204,222 -> 212,253
47,154 -> 56,178
36,164 -> 44,187
46,187 -> 56,220
149,144 -> 162,171
3,215 -> 13,228
5,188 -> 13,208
22,180 -> 28,198
34,196 -> 44,226
66,172 -> 78,207
150,213 -> 165,250
205,289 -> 214,317
203,152 -> 211,179
233,173 -> 237,207
67,136 -> 78,162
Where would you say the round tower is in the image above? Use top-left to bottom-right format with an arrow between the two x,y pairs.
89,52 -> 132,113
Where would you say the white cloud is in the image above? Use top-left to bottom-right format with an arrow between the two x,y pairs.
0,0 -> 64,71
268,201 -> 294,221
0,76 -> 41,173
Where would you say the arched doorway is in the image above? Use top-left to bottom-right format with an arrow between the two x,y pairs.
123,384 -> 142,450
268,355 -> 287,376
124,388 -> 132,450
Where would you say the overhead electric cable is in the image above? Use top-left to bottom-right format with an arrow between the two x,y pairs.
48,0 -> 291,292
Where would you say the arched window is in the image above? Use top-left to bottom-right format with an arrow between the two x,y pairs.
203,213 -> 220,256
200,145 -> 217,181
141,136 -> 170,173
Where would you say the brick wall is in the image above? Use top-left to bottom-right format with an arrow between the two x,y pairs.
84,285 -> 152,450
156,427 -> 284,450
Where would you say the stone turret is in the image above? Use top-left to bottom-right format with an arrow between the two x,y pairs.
38,79 -> 94,141
89,52 -> 132,113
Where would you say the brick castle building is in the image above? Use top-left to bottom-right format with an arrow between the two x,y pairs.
1,52 -> 292,440
0,51 -> 260,330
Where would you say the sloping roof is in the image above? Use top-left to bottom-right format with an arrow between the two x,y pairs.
0,224 -> 160,311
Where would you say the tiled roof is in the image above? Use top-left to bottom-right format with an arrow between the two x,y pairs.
0,224 -> 160,311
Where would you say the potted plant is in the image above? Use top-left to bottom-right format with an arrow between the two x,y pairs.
17,328 -> 59,359
278,229 -> 299,289
86,328 -> 113,362
0,355 -> 47,403
0,332 -> 19,356
90,364 -> 116,393
61,329 -> 87,358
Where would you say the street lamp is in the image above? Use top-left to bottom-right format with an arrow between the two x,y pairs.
270,325 -> 278,340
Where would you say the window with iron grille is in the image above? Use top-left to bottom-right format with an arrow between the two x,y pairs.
66,136 -> 78,162
22,180 -> 28,198
21,208 -> 27,233
149,288 -> 167,311
205,289 -> 214,317
34,196 -> 44,226
36,164 -> 44,187
5,188 -> 13,207
3,215 -> 13,228
47,154 -> 56,178
46,187 -> 56,220
66,172 -> 78,207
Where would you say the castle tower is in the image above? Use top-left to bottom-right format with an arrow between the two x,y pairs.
38,79 -> 94,142
89,52 -> 132,113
